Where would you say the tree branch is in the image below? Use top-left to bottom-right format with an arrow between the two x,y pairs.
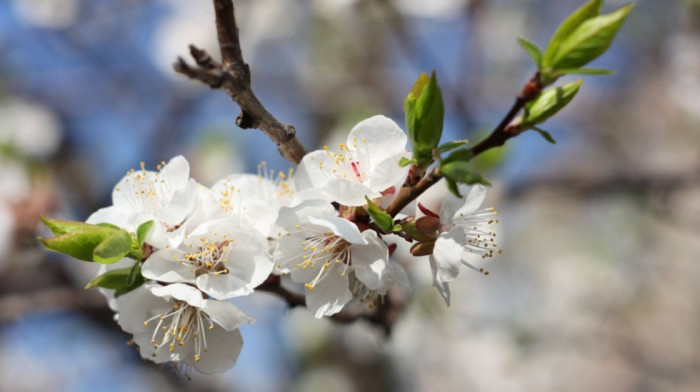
173,0 -> 308,165
385,72 -> 544,217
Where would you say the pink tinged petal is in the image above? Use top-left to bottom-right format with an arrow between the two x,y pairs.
187,326 -> 244,374
202,299 -> 254,331
307,216 -> 366,245
277,200 -> 336,231
158,155 -> 190,191
347,115 -> 407,169
142,250 -> 196,283
350,231 -> 390,291
432,230 -> 466,283
305,264 -> 353,318
150,283 -> 205,308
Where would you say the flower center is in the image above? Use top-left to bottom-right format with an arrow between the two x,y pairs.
295,232 -> 352,291
174,236 -> 232,276
143,299 -> 213,364
453,207 -> 501,271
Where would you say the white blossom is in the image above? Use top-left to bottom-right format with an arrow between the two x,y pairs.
86,156 -> 202,249
274,200 -> 407,317
142,217 -> 274,300
294,115 -> 409,207
428,185 -> 500,305
116,283 -> 253,375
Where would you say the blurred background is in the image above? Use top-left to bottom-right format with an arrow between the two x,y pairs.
1,0 -> 699,391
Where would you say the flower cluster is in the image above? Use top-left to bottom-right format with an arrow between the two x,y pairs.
43,115 -> 500,375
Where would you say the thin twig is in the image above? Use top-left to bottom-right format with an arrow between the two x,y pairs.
173,0 -> 308,165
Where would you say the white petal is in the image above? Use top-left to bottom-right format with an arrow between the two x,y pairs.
387,260 -> 410,292
351,231 -> 389,291
366,152 -> 410,193
150,283 -> 205,308
432,229 -> 466,283
429,256 -> 452,306
347,115 -> 407,169
85,206 -> 133,228
159,155 -> 190,191
305,265 -> 353,318
276,200 -> 335,230
308,215 -> 366,245
158,179 -> 199,226
142,249 -> 196,283
452,184 -> 487,219
294,150 -> 333,192
196,273 -> 254,299
311,178 -> 380,207
202,299 -> 254,331
187,326 -> 244,374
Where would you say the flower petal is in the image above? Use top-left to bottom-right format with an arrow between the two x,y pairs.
366,152 -> 410,194
202,299 -> 254,331
347,115 -> 407,169
305,264 -> 353,318
158,155 -> 190,191
276,200 -> 336,231
150,283 -> 205,308
308,215 -> 366,245
351,231 -> 389,291
142,249 -> 196,283
429,256 -> 452,306
187,326 -> 244,374
432,229 -> 465,283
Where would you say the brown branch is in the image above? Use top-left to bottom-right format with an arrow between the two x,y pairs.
385,72 -> 545,217
173,0 -> 308,165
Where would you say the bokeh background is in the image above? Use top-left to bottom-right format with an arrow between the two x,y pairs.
1,0 -> 699,391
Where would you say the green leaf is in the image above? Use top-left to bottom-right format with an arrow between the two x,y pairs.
41,216 -> 95,236
517,36 -> 543,66
522,79 -> 583,125
96,222 -> 121,231
405,70 -> 445,167
85,266 -> 132,289
440,161 -> 490,188
551,4 -> 633,69
92,229 -> 132,264
136,220 -> 154,247
444,177 -> 461,197
436,139 -> 469,155
398,157 -> 418,167
532,127 -> 556,144
442,148 -> 475,165
365,196 -> 394,232
542,0 -> 602,67
557,67 -> 614,75
40,226 -> 116,262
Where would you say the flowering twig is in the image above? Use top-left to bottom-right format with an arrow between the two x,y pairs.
173,0 -> 308,165
385,72 -> 544,217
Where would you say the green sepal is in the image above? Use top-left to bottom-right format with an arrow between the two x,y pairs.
365,196 -> 394,232
405,70 -> 445,168
92,228 -> 132,264
402,220 -> 431,243
550,4 -> 633,70
542,0 -> 602,68
136,220 -> 154,248
531,127 -> 557,144
85,266 -> 133,290
436,140 -> 469,155
517,36 -> 543,66
398,157 -> 418,167
440,161 -> 491,191
521,79 -> 583,125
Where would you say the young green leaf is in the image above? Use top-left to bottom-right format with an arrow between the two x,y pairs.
136,220 -> 154,247
96,222 -> 121,231
444,177 -> 461,197
127,260 -> 142,286
531,127 -> 557,144
542,0 -> 602,67
41,216 -> 95,236
557,68 -> 614,75
39,226 -> 116,262
522,79 -> 583,125
551,4 -> 633,70
405,70 -> 445,168
398,157 -> 418,167
85,266 -> 132,289
441,161 -> 490,188
437,139 -> 469,155
365,196 -> 394,232
92,228 -> 132,264
517,36 -> 543,66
